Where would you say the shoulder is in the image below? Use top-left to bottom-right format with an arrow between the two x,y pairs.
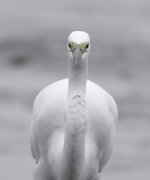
34,79 -> 68,102
87,80 -> 118,121
33,79 -> 68,117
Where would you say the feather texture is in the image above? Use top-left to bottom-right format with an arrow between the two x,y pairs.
62,95 -> 88,180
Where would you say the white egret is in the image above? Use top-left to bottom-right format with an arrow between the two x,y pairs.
30,31 -> 118,180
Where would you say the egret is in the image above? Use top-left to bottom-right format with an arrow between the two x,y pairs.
30,31 -> 118,180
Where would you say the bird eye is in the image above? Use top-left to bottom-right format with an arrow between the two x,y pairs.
68,43 -> 72,49
85,44 -> 89,49
68,42 -> 76,50
80,43 -> 89,51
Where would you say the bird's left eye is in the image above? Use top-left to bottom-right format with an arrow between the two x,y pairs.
80,43 -> 89,51
85,44 -> 89,49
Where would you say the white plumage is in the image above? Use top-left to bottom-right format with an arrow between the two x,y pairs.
31,31 -> 118,180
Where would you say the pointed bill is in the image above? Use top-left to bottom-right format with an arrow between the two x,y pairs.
73,47 -> 82,64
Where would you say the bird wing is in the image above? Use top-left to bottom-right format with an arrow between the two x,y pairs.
86,81 -> 118,171
30,96 -> 42,164
30,80 -> 68,164
30,126 -> 40,164
98,94 -> 118,170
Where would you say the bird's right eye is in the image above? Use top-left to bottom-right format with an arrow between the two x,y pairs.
68,43 -> 72,49
68,42 -> 76,50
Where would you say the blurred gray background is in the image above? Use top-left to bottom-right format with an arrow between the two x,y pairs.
0,0 -> 150,180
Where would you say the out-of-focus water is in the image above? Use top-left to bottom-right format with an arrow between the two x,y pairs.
0,0 -> 150,180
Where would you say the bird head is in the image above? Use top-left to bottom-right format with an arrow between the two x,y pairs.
68,31 -> 90,64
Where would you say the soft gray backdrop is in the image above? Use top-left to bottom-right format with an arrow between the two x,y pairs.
0,0 -> 150,180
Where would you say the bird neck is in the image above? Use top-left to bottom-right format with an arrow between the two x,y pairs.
62,95 -> 87,180
61,55 -> 88,180
68,57 -> 88,99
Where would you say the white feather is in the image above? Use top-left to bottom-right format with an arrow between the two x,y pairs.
31,31 -> 118,180
68,31 -> 90,44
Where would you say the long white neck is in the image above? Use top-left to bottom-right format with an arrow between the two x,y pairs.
61,55 -> 89,180
68,56 -> 88,99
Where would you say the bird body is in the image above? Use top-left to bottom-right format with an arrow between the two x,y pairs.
31,31 -> 118,180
